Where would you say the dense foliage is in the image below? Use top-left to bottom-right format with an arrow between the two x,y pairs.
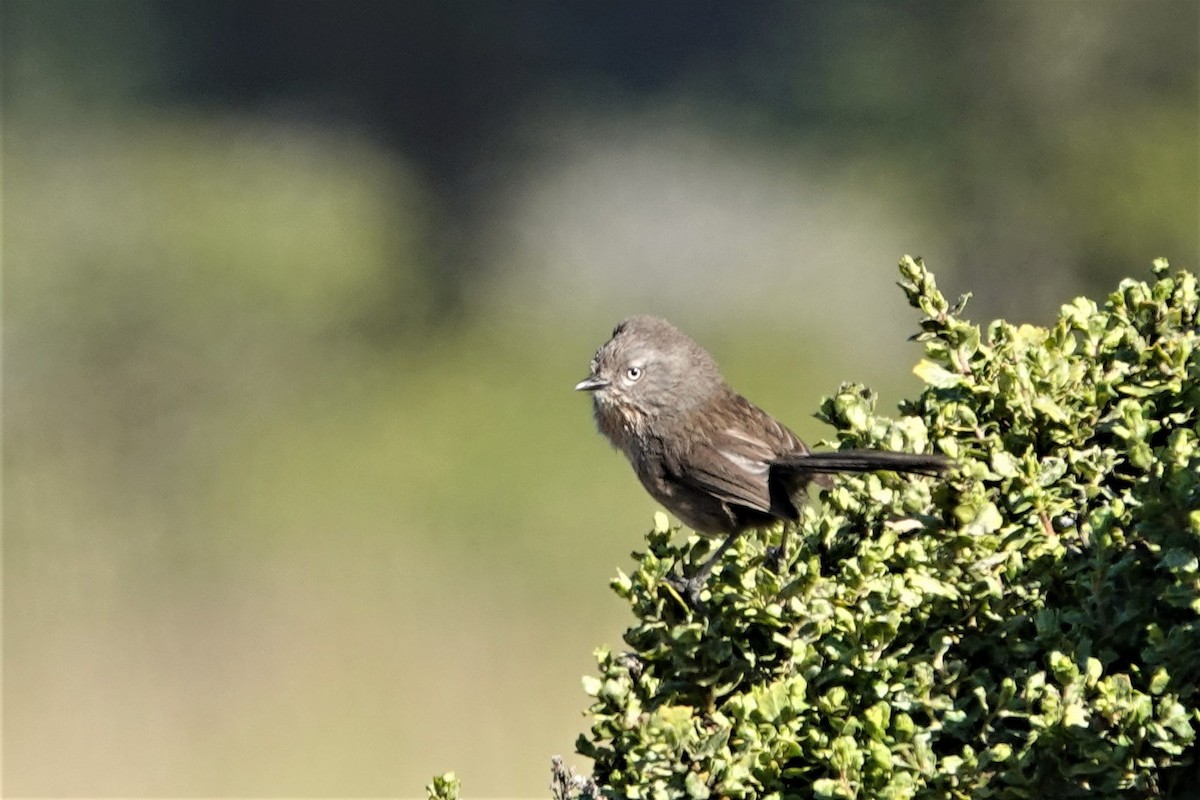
565,257 -> 1199,799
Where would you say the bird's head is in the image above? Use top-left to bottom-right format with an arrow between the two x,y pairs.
575,316 -> 723,429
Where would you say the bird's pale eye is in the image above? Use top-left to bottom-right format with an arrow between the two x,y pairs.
625,365 -> 643,382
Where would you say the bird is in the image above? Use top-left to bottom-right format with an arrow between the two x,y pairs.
575,314 -> 950,601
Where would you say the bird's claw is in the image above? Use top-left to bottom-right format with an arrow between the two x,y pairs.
765,545 -> 788,574
664,572 -> 706,607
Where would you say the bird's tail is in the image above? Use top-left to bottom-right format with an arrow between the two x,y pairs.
776,449 -> 952,478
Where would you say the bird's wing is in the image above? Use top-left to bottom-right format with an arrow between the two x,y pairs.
668,424 -> 783,514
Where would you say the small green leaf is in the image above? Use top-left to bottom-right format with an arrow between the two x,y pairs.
813,778 -> 842,799
961,501 -> 1003,535
1149,667 -> 1170,695
864,701 -> 891,739
913,359 -> 964,388
684,770 -> 710,799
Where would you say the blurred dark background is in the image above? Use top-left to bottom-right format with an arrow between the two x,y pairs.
4,1 -> 1197,796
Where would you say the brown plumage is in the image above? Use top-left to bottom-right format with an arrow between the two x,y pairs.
576,315 -> 950,599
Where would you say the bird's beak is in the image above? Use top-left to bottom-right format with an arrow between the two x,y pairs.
574,375 -> 610,392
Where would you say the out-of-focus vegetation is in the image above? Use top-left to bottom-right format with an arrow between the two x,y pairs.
3,1 -> 1197,796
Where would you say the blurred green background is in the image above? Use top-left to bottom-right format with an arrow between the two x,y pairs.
3,2 -> 1197,796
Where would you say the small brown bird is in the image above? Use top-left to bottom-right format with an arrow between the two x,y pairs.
576,315 -> 949,600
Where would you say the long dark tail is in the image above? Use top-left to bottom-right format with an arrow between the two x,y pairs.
776,449 -> 952,478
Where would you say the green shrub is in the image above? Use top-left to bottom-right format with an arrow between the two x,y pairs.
569,257 -> 1199,799
426,771 -> 461,800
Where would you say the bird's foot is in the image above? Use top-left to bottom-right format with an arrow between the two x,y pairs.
664,572 -> 706,607
765,545 -> 788,574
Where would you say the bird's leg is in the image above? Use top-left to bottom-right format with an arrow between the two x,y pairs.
766,524 -> 791,573
667,531 -> 742,605
690,531 -> 742,583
